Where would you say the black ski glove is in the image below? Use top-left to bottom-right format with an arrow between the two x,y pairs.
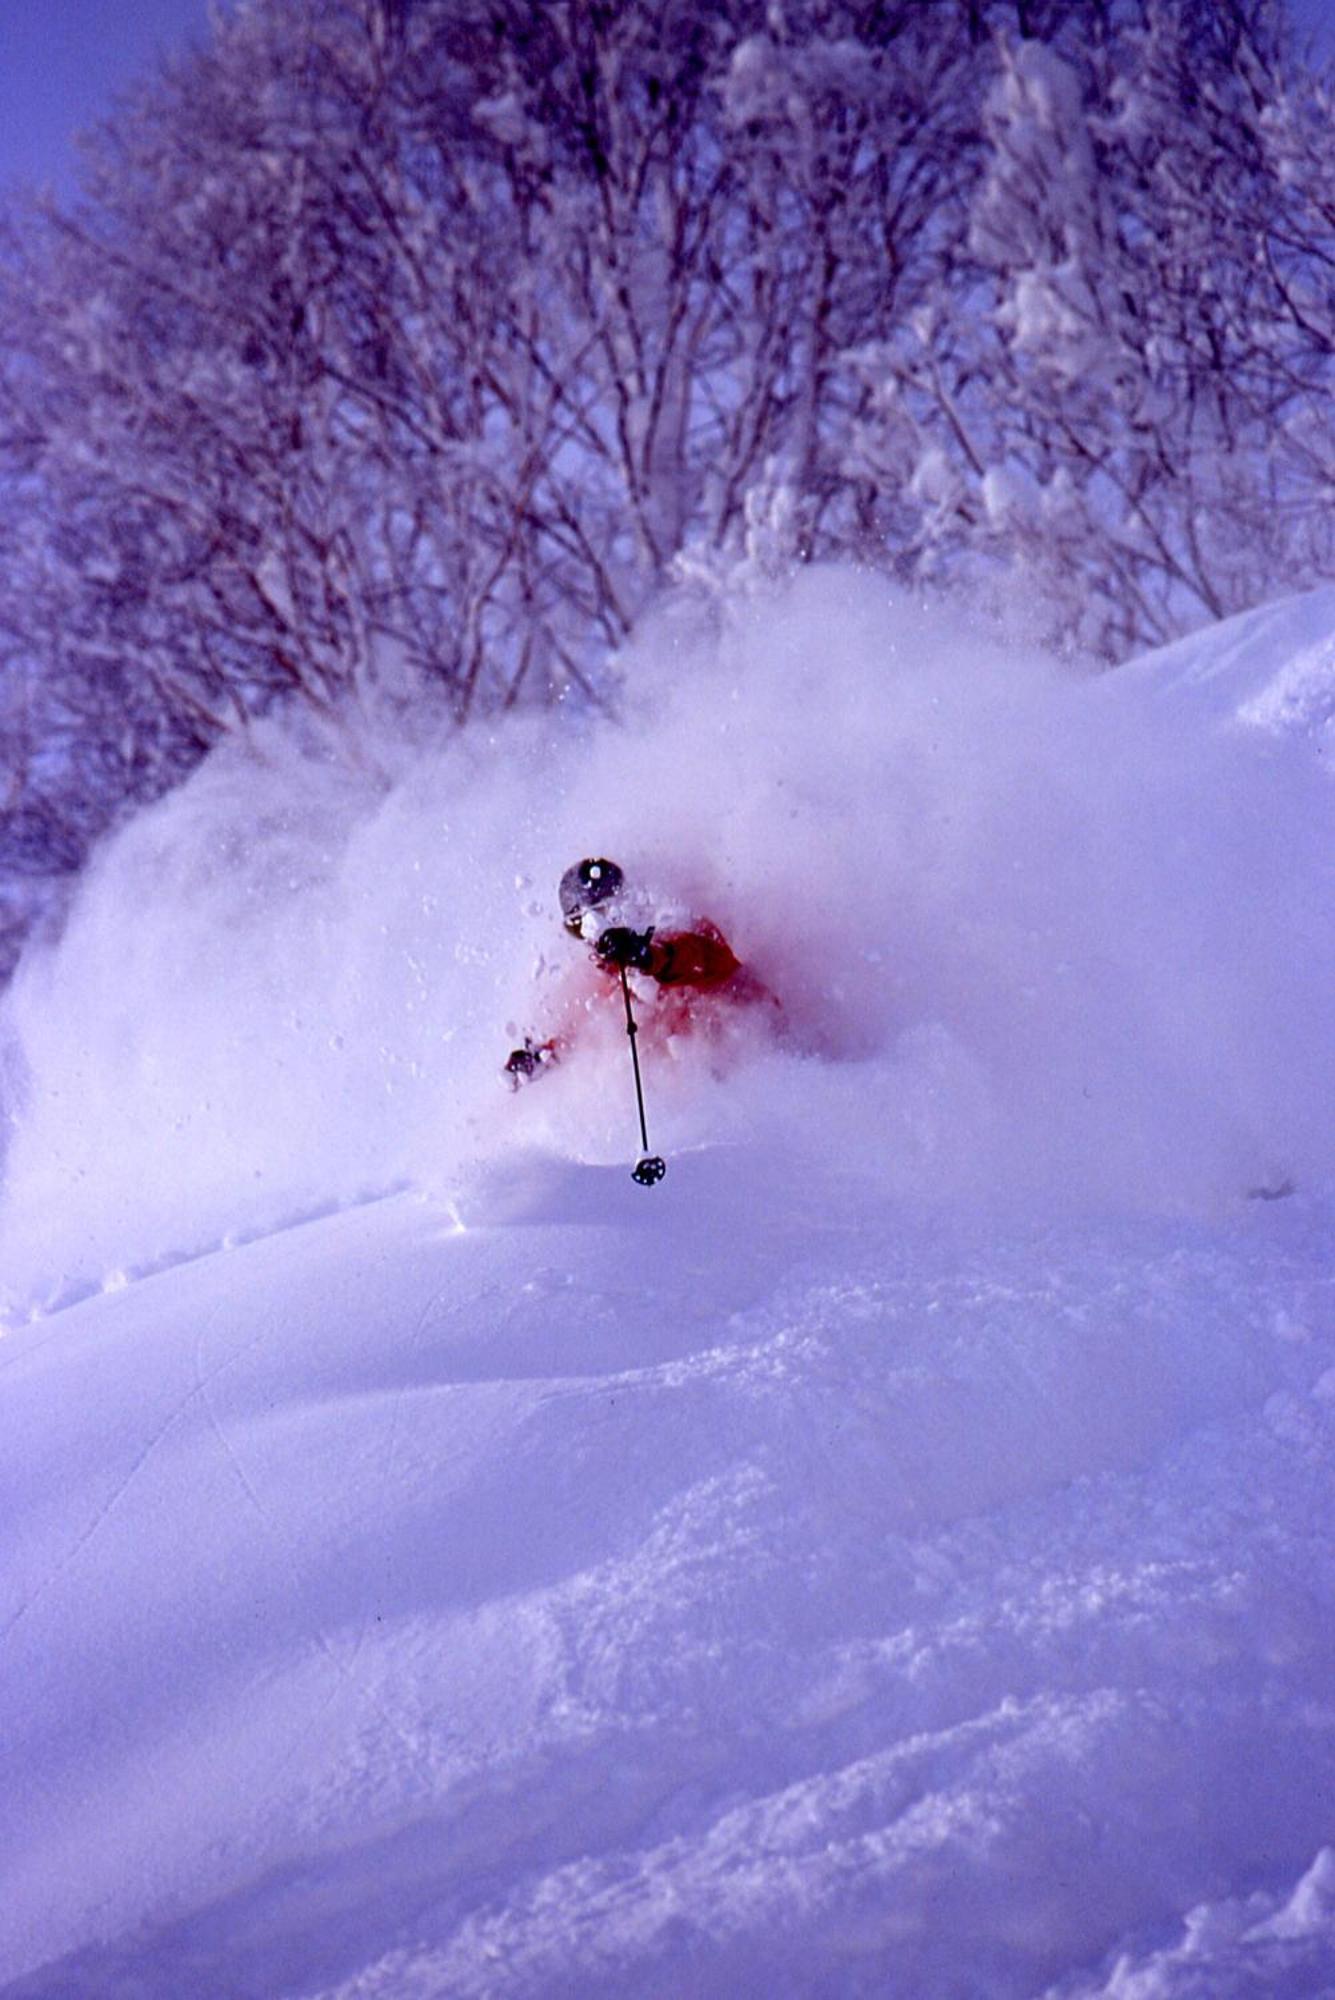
504,1038 -> 556,1087
593,926 -> 654,972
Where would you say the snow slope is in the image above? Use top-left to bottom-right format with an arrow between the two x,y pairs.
1118,583 -> 1335,754
3,1149 -> 1334,2000
1,576 -> 1334,1997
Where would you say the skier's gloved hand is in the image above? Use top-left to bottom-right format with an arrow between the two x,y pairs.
594,926 -> 654,971
504,1038 -> 556,1087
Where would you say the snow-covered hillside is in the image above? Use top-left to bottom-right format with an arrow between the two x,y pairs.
1,576 -> 1333,1997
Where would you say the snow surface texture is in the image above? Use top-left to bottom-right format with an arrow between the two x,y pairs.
1,573 -> 1333,1996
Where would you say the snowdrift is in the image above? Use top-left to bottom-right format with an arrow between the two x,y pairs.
2,1150 -> 1334,1998
7,1144 -> 1335,2000
1,577 -> 1334,1996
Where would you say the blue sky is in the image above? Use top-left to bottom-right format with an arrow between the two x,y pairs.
0,0 -> 212,192
1291,0 -> 1335,57
1,0 -> 1332,196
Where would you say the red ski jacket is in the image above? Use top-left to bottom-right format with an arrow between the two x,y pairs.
505,915 -> 775,1086
637,921 -> 742,990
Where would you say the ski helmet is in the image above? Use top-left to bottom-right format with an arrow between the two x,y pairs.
559,857 -> 624,934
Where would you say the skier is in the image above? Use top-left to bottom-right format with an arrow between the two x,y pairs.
504,857 -> 775,1085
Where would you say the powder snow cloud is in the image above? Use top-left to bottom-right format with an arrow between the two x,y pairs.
1,571 -> 1332,1312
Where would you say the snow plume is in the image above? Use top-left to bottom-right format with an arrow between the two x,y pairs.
1,571 -> 1332,1312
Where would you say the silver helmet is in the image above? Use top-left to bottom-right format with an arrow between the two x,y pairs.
558,857 -> 624,936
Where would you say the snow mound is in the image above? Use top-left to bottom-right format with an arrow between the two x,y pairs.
1119,584 -> 1335,755
1051,1849 -> 1335,1998
1,1152 -> 1333,1996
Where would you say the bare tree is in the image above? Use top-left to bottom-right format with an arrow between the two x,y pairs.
1,0 -> 1331,975
853,0 -> 1335,656
0,0 -> 988,751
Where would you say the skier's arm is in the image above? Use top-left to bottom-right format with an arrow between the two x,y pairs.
642,923 -> 741,989
502,959 -> 613,1085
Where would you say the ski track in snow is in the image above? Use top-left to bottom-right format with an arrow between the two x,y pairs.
1,1145 -> 1334,2000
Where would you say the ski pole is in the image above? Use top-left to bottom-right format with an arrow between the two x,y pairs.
618,964 -> 666,1186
